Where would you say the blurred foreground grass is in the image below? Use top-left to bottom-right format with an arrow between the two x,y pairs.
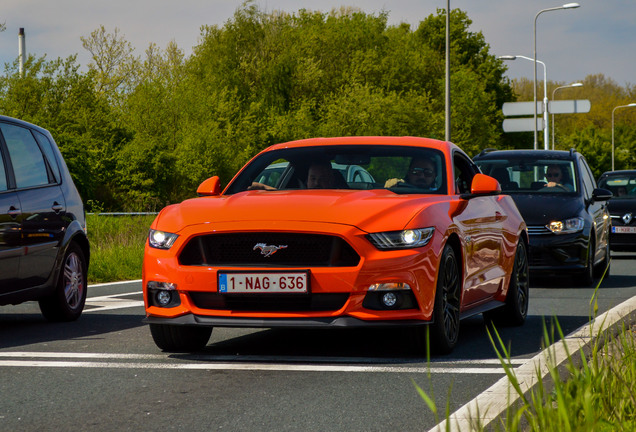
86,214 -> 156,283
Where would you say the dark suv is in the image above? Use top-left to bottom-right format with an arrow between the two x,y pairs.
0,115 -> 90,320
474,149 -> 611,286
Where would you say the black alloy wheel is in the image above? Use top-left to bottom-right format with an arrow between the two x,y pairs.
429,244 -> 461,354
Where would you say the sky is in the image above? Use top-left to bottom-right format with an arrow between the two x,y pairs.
1,0 -> 635,87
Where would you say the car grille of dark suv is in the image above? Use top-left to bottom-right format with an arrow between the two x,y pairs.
178,233 -> 360,267
189,292 -> 349,312
527,225 -> 551,235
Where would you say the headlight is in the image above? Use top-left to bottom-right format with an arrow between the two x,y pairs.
367,228 -> 434,250
546,217 -> 584,234
148,229 -> 179,249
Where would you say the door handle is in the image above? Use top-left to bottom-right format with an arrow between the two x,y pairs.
8,206 -> 21,218
51,202 -> 64,213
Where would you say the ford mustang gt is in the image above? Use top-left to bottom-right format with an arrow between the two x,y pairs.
143,137 -> 529,354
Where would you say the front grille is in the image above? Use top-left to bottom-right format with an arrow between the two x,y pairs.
527,225 -> 551,235
179,233 -> 360,267
189,292 -> 349,312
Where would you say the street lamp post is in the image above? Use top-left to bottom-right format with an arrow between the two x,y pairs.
534,3 -> 580,150
612,103 -> 636,171
499,55 -> 549,149
551,82 -> 583,149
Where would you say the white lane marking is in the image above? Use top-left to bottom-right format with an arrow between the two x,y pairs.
0,359 -> 511,373
0,351 -> 526,366
0,351 -> 525,373
89,280 -> 142,288
84,291 -> 144,312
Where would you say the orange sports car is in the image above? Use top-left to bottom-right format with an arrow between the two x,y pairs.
142,137 -> 529,354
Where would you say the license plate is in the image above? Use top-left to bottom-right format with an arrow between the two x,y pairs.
612,226 -> 636,234
218,272 -> 308,294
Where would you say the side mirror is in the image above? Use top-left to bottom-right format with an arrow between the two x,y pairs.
197,176 -> 221,196
592,187 -> 612,202
470,173 -> 501,195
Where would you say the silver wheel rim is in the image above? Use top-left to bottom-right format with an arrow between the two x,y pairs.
63,252 -> 84,309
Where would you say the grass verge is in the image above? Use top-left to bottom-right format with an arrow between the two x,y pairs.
416,265 -> 636,430
86,213 -> 155,283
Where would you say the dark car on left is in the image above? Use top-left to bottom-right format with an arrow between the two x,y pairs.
0,115 -> 90,321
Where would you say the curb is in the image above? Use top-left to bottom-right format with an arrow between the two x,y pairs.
429,295 -> 636,432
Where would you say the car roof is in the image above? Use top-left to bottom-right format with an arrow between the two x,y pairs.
473,148 -> 579,161
0,114 -> 50,134
262,136 -> 452,153
600,170 -> 636,177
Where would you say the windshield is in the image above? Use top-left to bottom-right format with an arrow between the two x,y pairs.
476,159 -> 577,193
598,174 -> 636,199
225,145 -> 447,195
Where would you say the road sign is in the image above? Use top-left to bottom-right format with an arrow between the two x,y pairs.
548,99 -> 591,114
502,101 -> 543,116
502,117 -> 544,132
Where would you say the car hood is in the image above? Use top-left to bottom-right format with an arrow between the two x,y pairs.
155,189 -> 450,234
508,193 -> 583,225
607,199 -> 636,215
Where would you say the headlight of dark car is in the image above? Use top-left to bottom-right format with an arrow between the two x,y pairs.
367,228 -> 434,250
546,217 -> 584,234
148,229 -> 179,249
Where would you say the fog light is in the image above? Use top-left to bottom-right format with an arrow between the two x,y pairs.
156,290 -> 172,306
382,292 -> 398,307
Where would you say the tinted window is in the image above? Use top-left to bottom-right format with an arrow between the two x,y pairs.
453,153 -> 478,194
476,158 -> 577,193
0,149 -> 7,191
579,159 -> 595,199
598,173 -> 636,199
0,123 -> 50,188
34,131 -> 61,183
226,145 -> 447,195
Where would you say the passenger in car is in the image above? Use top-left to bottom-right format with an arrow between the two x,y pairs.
249,161 -> 346,190
307,161 -> 338,189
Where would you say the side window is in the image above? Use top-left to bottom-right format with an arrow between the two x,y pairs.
0,149 -> 7,191
0,123 -> 50,189
34,131 -> 61,183
579,158 -> 595,199
453,153 -> 477,194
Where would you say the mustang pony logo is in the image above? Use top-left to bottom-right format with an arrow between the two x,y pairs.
253,243 -> 288,257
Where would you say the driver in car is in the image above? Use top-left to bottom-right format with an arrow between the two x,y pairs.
385,157 -> 438,191
544,164 -> 573,191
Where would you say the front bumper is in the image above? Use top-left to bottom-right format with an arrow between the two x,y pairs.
142,221 -> 443,325
144,314 -> 430,328
527,230 -> 588,273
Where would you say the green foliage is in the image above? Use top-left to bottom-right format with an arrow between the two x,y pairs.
4,3 -> 633,209
86,214 -> 155,283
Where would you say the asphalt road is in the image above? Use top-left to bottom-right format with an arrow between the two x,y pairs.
1,252 -> 635,432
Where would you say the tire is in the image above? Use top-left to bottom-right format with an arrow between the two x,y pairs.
426,244 -> 462,355
484,240 -> 529,326
149,323 -> 212,352
576,240 -> 594,287
38,242 -> 88,322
